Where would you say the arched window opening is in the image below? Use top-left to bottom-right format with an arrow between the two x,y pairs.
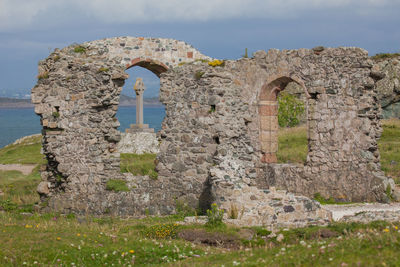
259,77 -> 308,164
116,66 -> 165,133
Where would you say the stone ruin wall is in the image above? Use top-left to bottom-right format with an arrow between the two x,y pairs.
159,47 -> 393,207
31,36 -> 395,225
32,37 -> 212,215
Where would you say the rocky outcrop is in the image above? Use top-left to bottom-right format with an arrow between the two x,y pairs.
372,55 -> 400,118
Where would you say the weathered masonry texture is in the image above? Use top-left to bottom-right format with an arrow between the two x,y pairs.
32,36 -> 394,227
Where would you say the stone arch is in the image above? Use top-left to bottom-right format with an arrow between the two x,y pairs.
258,75 -> 309,163
126,57 -> 169,77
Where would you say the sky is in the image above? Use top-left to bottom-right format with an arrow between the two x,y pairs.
0,0 -> 399,98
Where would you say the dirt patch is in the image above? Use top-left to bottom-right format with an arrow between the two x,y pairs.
178,229 -> 240,249
0,164 -> 37,175
309,229 -> 339,239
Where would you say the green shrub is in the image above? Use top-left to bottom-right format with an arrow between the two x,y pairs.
278,92 -> 305,127
386,184 -> 393,200
73,46 -> 86,53
208,105 -> 216,113
194,71 -> 204,80
52,112 -> 60,118
105,179 -> 130,192
206,203 -> 225,227
37,72 -> 49,80
0,199 -> 18,211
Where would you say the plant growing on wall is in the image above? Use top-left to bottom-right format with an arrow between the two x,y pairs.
278,92 -> 305,127
208,59 -> 225,67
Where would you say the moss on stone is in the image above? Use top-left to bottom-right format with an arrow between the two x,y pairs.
106,179 -> 130,192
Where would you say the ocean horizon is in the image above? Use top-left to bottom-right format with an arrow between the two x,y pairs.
0,106 -> 165,148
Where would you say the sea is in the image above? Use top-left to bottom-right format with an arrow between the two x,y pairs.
0,106 -> 165,148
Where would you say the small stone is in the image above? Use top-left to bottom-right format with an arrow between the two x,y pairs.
276,234 -> 284,242
37,182 -> 50,196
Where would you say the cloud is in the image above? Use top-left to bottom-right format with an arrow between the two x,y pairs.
0,0 -> 396,31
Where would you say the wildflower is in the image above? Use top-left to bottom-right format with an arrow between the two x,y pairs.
383,228 -> 390,233
129,250 -> 135,254
77,233 -> 81,237
395,226 -> 398,230
56,237 -> 61,241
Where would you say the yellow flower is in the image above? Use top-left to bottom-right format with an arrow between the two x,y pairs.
208,60 -> 224,67
395,226 -> 398,230
77,233 -> 81,237
56,237 -> 61,241
383,228 -> 389,232
129,250 -> 135,254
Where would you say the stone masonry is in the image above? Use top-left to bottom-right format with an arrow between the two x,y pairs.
32,37 -> 394,227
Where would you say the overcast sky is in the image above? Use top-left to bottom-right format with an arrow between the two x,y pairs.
0,0 -> 399,98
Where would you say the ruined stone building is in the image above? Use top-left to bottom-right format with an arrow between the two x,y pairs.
32,36 -> 395,226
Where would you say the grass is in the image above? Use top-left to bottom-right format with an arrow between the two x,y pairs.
106,179 -> 130,192
73,45 -> 86,53
120,153 -> 158,179
379,119 -> 400,183
0,167 -> 41,207
1,211 -> 400,266
277,125 -> 308,164
371,52 -> 400,60
0,135 -> 45,165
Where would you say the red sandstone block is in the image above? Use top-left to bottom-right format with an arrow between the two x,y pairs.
259,105 -> 278,116
261,153 -> 277,163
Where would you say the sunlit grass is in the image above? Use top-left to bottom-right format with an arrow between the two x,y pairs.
277,125 -> 308,164
0,135 -> 45,164
0,166 -> 41,206
1,211 -> 400,266
380,119 -> 400,183
120,153 -> 158,179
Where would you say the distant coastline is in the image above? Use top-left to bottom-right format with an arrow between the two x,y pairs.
0,95 -> 162,108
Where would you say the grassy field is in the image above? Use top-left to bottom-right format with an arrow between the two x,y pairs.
1,210 -> 400,265
0,135 -> 44,208
0,135 -> 45,165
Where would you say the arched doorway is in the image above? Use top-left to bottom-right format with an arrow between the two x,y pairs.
259,76 -> 309,163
